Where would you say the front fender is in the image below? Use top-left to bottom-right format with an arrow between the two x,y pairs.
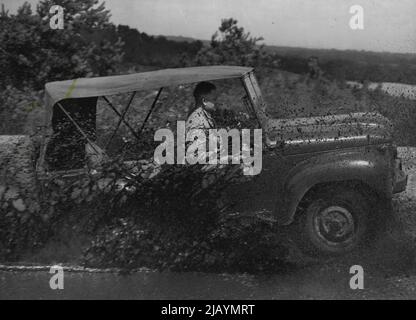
275,147 -> 392,225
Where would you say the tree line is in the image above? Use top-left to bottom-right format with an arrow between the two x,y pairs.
2,0 -> 416,92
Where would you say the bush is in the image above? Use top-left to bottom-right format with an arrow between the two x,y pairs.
195,18 -> 279,67
0,136 -> 44,260
0,86 -> 44,134
0,0 -> 123,90
80,161 -> 289,272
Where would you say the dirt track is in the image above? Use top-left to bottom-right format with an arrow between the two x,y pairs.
0,233 -> 416,299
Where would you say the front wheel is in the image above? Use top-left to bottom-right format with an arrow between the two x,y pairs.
295,187 -> 370,256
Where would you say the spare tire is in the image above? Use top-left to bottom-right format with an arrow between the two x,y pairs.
0,135 -> 42,258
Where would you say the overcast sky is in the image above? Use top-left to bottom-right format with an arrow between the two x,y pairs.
3,0 -> 416,53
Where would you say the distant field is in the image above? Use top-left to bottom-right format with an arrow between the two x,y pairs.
264,45 -> 416,85
347,81 -> 416,100
265,45 -> 416,64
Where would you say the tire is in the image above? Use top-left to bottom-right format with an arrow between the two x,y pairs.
294,186 -> 370,257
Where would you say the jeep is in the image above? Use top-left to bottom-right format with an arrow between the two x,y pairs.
0,66 -> 407,256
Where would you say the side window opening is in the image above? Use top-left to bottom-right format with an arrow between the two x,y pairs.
42,78 -> 258,172
45,97 -> 97,171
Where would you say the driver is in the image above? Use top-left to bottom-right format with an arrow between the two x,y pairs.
186,81 -> 217,135
185,82 -> 224,164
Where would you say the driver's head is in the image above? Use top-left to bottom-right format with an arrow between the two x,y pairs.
193,81 -> 217,111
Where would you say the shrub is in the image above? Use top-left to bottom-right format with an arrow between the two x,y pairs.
0,0 -> 123,90
81,161 -> 289,272
195,18 -> 279,67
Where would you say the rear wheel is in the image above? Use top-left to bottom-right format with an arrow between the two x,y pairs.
295,186 -> 370,256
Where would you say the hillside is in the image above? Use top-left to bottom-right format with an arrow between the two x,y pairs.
265,45 -> 416,84
159,33 -> 416,84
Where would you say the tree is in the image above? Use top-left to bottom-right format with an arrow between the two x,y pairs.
114,24 -> 203,67
0,0 -> 123,89
195,18 -> 279,67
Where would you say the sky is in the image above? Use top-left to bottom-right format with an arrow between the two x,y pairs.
2,0 -> 416,53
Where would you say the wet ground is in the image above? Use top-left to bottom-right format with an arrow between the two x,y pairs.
0,241 -> 415,300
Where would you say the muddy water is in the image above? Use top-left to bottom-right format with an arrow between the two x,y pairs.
1,242 -> 416,300
2,268 -> 340,300
0,269 -> 345,299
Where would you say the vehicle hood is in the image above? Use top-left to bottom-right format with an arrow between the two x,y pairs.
265,112 -> 393,154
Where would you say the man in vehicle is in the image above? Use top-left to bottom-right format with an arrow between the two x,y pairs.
186,81 -> 217,135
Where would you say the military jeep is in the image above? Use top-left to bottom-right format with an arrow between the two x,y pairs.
0,66 -> 407,256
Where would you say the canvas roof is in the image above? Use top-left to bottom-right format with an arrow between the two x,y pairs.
44,65 -> 253,112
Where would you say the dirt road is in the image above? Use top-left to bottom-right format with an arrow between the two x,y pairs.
0,238 -> 415,300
